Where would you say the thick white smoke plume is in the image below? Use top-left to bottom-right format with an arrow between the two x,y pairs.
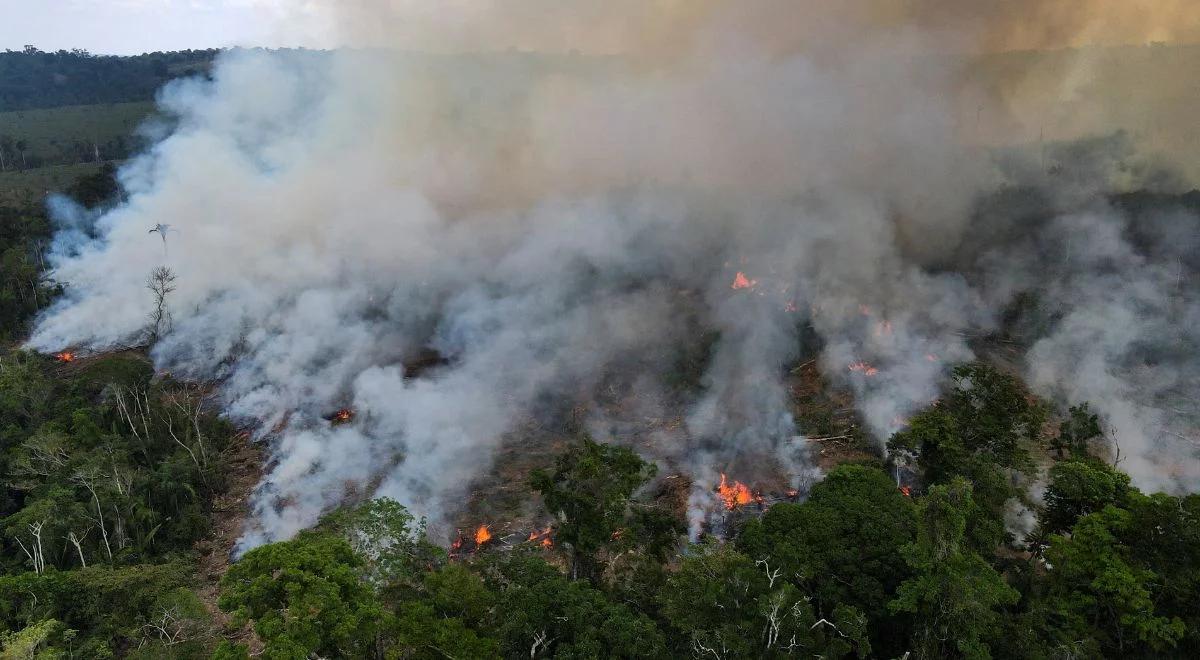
29,2 -> 1200,546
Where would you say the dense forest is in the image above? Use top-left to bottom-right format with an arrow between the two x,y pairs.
2,50 -> 1199,659
0,47 -> 217,112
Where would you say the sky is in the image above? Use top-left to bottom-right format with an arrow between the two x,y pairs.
7,1 -> 1200,57
0,0 -> 324,55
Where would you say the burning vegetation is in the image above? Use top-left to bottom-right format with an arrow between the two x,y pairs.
324,408 -> 354,424
53,351 -> 76,363
730,271 -> 757,290
847,361 -> 879,377
449,525 -> 492,556
716,473 -> 754,510
527,526 -> 553,548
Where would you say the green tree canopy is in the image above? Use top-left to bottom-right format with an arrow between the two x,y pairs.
737,463 -> 915,655
218,532 -> 384,660
889,479 -> 1019,660
530,435 -> 674,582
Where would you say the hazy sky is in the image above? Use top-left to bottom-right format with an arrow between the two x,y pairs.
0,0 -> 323,55
7,1 -> 1200,57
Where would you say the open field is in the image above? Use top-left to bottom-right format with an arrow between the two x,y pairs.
0,101 -> 155,169
0,160 -> 107,206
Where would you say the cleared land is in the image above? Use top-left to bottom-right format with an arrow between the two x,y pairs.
0,161 -> 106,205
0,101 -> 154,170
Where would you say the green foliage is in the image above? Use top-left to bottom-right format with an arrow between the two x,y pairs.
127,588 -> 211,659
530,435 -> 677,582
483,549 -> 665,659
209,641 -> 250,660
889,363 -> 1045,550
422,562 -> 494,624
1039,459 -> 1131,535
890,479 -> 1019,659
0,619 -> 75,659
63,162 -> 119,208
218,532 -> 384,659
1026,491 -> 1200,657
1043,504 -> 1186,655
0,264 -> 233,658
0,562 -> 194,656
659,542 -> 770,658
386,601 -> 499,659
0,48 -> 216,112
0,206 -> 56,339
0,103 -> 152,170
736,463 -> 915,654
660,542 -> 867,658
1052,403 -> 1104,459
321,497 -> 442,589
0,158 -> 1195,660
202,404 -> 1200,659
1,352 -> 233,574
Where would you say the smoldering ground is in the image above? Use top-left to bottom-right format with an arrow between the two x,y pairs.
28,2 -> 1200,546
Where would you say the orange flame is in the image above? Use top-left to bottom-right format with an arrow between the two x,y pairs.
717,473 -> 754,510
450,537 -> 463,554
331,408 -> 354,423
527,526 -> 554,548
731,272 -> 757,290
899,486 -> 912,497
54,351 -> 75,363
848,361 -> 879,376
474,524 -> 492,546
611,528 -> 624,541
786,489 -> 799,499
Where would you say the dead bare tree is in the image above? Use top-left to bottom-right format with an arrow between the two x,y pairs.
146,266 -> 177,344
177,386 -> 209,466
163,387 -> 210,468
113,384 -> 153,445
692,634 -> 728,660
756,559 -> 783,589
11,433 -> 71,481
31,522 -> 46,573
73,470 -> 113,562
104,443 -> 133,497
112,503 -> 129,551
158,405 -> 207,488
66,527 -> 91,567
762,591 -> 790,650
530,630 -> 553,658
12,535 -> 36,573
18,521 -> 47,574
141,603 -> 200,649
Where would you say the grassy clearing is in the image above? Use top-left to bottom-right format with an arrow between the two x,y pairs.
0,101 -> 155,168
0,161 -> 107,206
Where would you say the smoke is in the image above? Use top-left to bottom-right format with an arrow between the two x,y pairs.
29,2 -> 1200,546
296,0 -> 1200,55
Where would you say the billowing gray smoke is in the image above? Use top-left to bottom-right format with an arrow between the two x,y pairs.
28,3 -> 1200,546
